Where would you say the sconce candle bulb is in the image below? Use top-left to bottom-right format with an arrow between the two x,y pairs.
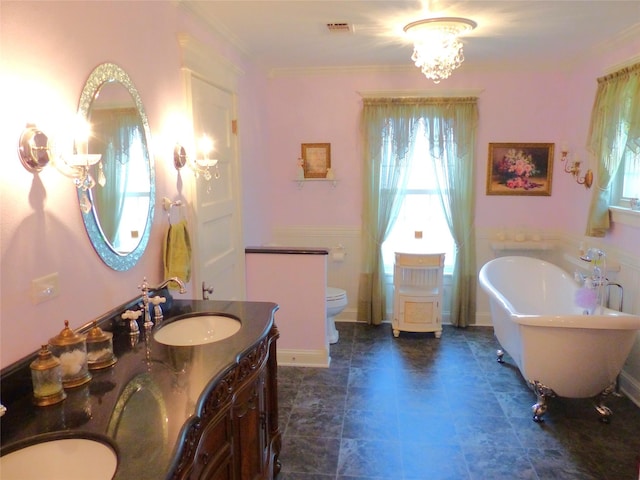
198,134 -> 213,158
174,134 -> 220,185
17,119 -> 103,208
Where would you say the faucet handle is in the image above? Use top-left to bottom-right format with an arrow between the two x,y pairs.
150,296 -> 166,324
122,309 -> 142,334
122,310 -> 143,320
149,296 -> 166,306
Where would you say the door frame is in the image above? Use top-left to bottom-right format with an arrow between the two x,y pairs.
178,34 -> 245,299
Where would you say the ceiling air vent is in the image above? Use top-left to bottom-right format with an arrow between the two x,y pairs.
326,22 -> 354,33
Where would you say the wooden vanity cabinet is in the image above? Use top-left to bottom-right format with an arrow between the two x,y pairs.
171,325 -> 281,480
191,414 -> 234,479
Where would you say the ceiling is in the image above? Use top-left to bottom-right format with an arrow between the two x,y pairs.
181,1 -> 640,75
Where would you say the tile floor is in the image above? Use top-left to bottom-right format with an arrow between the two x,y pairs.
276,323 -> 640,480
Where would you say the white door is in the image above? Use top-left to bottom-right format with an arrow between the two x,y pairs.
188,74 -> 244,300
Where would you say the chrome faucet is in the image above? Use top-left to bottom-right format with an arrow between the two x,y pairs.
149,277 -> 188,294
138,277 -> 187,329
580,248 -> 607,286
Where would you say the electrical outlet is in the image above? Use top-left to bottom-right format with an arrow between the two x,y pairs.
31,272 -> 60,304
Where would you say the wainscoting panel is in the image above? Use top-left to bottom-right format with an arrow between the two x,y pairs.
272,225 -> 640,407
272,225 -> 454,323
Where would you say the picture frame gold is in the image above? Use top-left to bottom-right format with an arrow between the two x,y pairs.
486,142 -> 554,196
301,143 -> 331,178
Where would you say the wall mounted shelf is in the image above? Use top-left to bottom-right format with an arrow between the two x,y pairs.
293,178 -> 339,189
562,252 -> 620,273
490,241 -> 553,252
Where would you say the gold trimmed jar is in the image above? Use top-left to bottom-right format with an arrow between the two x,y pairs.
48,320 -> 92,388
30,345 -> 66,406
86,321 -> 117,370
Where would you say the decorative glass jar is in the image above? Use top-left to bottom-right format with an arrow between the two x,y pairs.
86,321 -> 117,370
49,320 -> 92,388
30,345 -> 66,406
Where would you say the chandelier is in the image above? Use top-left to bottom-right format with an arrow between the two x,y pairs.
403,17 -> 477,83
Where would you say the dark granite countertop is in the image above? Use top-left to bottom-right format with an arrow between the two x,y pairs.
0,296 -> 278,479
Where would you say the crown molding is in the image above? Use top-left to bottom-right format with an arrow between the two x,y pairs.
268,64 -> 414,78
357,89 -> 484,98
605,54 -> 640,75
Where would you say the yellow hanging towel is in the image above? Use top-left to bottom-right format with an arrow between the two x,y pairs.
163,219 -> 192,288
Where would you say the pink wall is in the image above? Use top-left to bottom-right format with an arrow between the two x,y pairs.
0,1 -> 268,367
265,69 -> 582,230
264,48 -> 638,249
245,252 -> 328,358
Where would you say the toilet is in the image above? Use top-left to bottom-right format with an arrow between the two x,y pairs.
326,287 -> 347,344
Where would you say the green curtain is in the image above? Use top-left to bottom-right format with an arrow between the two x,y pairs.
424,98 -> 478,327
358,97 -> 479,327
585,63 -> 640,237
358,99 -> 418,325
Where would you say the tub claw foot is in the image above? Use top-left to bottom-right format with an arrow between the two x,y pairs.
532,402 -> 547,422
595,404 -> 612,423
594,382 -> 616,423
496,349 -> 504,363
528,380 -> 556,422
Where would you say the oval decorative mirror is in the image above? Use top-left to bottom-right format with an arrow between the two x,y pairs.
77,63 -> 155,271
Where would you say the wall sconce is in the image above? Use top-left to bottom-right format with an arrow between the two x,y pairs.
18,121 -> 103,196
18,124 -> 51,172
173,134 -> 220,182
560,144 -> 593,188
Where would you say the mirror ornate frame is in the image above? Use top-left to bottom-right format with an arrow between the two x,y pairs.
77,63 -> 155,271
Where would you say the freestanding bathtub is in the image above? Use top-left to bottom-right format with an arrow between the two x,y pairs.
479,256 -> 640,422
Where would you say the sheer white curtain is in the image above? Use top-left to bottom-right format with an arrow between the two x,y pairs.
359,97 -> 478,327
91,108 -> 142,246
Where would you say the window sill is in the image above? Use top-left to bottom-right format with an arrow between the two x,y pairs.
610,206 -> 640,228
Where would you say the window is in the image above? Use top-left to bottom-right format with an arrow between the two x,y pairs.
381,126 -> 456,275
620,150 -> 640,201
112,131 -> 151,253
612,143 -> 640,208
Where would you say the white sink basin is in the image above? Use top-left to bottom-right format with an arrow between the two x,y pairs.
0,436 -> 118,480
154,314 -> 241,346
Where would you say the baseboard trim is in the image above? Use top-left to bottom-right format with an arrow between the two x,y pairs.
474,313 -> 494,327
619,369 -> 640,407
277,348 -> 330,368
336,307 -> 358,322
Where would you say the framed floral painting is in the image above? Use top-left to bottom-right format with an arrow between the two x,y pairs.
486,143 -> 554,196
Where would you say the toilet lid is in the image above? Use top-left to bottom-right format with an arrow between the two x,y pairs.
326,287 -> 346,301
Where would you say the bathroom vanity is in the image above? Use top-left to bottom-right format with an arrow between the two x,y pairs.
392,252 -> 445,338
0,297 -> 281,479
